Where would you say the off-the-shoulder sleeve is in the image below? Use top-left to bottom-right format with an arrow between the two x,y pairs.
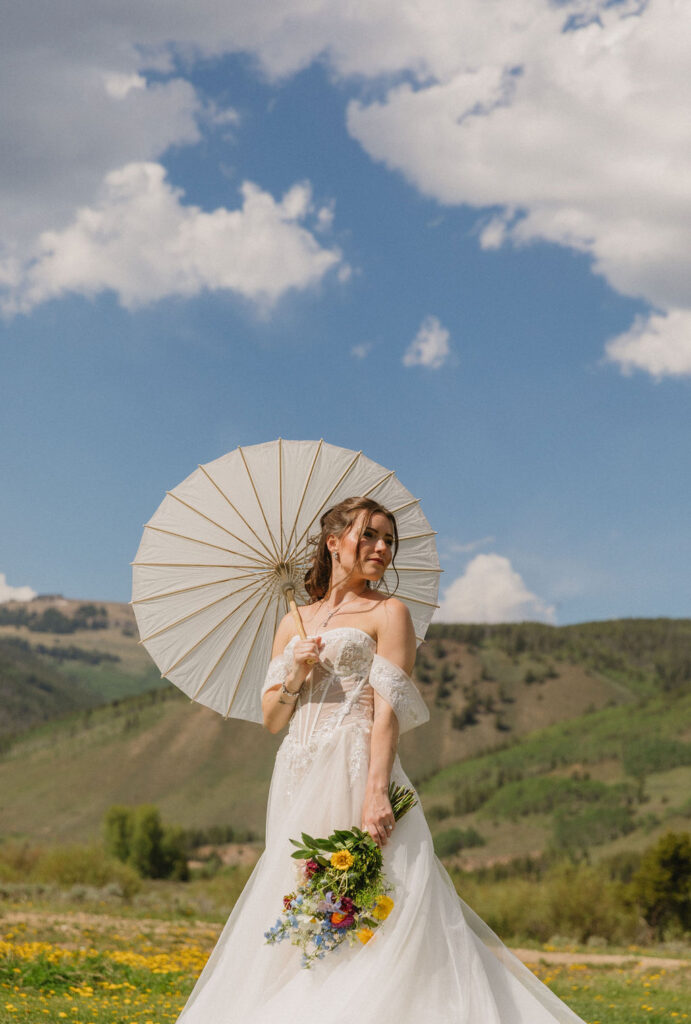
261,649 -> 294,698
368,653 -> 430,734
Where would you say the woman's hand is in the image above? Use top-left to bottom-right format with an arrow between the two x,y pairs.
291,636 -> 322,681
362,786 -> 395,848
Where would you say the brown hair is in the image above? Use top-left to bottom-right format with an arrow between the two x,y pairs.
303,497 -> 399,602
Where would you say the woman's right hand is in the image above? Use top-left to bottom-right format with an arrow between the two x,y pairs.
292,636 -> 322,677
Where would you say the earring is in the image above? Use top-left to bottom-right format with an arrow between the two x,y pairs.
333,551 -> 340,562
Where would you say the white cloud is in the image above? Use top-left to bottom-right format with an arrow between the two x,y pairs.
4,0 -> 690,354
342,0 -> 691,379
351,343 -> 372,359
403,315 -> 450,369
2,164 -> 344,313
604,309 -> 691,379
0,573 -> 37,603
435,553 -> 556,624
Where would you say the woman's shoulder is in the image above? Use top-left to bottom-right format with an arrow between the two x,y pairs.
372,595 -> 414,636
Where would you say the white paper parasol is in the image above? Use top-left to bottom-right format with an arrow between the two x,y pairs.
131,439 -> 440,722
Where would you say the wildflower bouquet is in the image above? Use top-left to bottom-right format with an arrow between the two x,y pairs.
265,782 -> 416,967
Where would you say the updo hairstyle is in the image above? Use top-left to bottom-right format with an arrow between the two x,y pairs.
303,496 -> 399,602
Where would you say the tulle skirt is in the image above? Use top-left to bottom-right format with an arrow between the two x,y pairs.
177,723 -> 585,1024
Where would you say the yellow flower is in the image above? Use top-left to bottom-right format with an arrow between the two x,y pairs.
371,895 -> 394,920
330,850 -> 354,870
357,927 -> 374,944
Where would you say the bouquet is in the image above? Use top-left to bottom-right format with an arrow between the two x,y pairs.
265,783 -> 417,968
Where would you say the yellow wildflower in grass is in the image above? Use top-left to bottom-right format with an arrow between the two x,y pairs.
357,928 -> 374,944
371,895 -> 394,921
330,850 -> 354,870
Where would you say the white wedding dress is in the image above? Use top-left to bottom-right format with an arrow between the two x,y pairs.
177,627 -> 585,1024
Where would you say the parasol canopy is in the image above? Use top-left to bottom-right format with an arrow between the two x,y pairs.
131,439 -> 440,722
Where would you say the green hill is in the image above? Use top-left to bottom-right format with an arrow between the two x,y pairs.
0,610 -> 688,864
0,598 -> 161,738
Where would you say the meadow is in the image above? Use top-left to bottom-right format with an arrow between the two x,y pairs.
0,888 -> 688,1024
1,607 -> 689,1020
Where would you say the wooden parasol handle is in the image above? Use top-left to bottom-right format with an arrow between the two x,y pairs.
284,586 -> 316,664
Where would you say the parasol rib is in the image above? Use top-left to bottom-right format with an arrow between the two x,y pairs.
278,438 -> 284,552
388,497 -> 420,515
395,594 -> 441,609
238,446 -> 282,563
132,560 -> 273,570
137,573 -> 274,643
282,439 -> 323,556
130,571 -> 266,604
163,576 -> 275,678
165,491 -> 273,565
191,584 -> 275,701
286,448 -> 363,558
359,469 -> 396,499
197,463 -> 278,562
387,565 -> 443,573
143,524 -> 270,567
223,599 -> 275,718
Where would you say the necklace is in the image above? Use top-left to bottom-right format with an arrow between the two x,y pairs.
316,588 -> 369,629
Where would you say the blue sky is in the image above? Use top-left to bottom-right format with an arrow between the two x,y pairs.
1,0 -> 689,625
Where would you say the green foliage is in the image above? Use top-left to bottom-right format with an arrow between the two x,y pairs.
480,775 -> 631,820
450,860 -> 639,944
430,617 -> 691,695
433,826 -> 485,857
0,842 -> 142,898
552,804 -> 635,851
103,804 -> 189,880
622,736 -> 691,778
632,830 -> 691,938
103,805 -> 133,862
180,822 -> 257,846
0,602 -> 108,633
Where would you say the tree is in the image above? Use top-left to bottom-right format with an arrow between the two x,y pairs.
103,805 -> 134,863
129,805 -> 166,878
632,831 -> 691,938
102,803 -> 189,880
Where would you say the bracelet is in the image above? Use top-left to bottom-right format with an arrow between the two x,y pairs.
279,680 -> 300,700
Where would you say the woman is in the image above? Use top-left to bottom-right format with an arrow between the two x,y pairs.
177,497 -> 586,1024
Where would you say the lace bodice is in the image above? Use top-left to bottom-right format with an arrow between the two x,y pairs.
262,627 -> 428,804
262,627 -> 429,746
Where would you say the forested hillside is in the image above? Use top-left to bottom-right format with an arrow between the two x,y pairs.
0,602 -> 688,864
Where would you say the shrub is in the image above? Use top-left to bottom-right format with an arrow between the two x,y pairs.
32,844 -> 140,898
104,805 -> 133,862
632,830 -> 691,938
552,804 -> 635,851
450,862 -> 638,944
622,737 -> 691,778
544,861 -> 636,944
103,803 -> 189,880
433,827 -> 485,858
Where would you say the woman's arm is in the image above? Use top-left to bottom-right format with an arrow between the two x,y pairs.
261,613 -> 321,734
361,599 -> 416,847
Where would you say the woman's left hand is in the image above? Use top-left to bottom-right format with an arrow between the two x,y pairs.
362,787 -> 395,848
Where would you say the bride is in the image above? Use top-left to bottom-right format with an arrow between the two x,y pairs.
177,497 -> 586,1024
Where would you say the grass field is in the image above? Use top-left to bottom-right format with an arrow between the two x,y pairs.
0,907 -> 687,1024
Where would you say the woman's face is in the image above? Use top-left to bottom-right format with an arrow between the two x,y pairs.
332,510 -> 394,582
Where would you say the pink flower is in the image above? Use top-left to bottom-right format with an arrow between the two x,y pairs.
304,859 -> 322,878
